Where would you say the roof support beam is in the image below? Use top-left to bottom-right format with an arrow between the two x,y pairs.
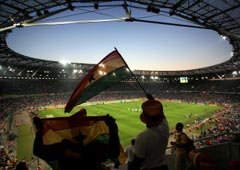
1,1 -> 26,14
205,4 -> 240,21
169,0 -> 187,15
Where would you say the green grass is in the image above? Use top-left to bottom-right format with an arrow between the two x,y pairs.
17,124 -> 35,160
16,100 -> 221,161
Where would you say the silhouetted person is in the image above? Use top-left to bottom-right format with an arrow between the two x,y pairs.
170,122 -> 188,170
130,99 -> 169,170
33,114 -> 120,170
125,139 -> 135,170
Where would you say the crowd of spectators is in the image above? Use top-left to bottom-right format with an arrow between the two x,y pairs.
0,78 -> 239,169
192,104 -> 240,148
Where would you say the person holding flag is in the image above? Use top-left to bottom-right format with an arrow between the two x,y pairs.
130,97 -> 169,170
32,48 -> 152,170
33,112 -> 121,170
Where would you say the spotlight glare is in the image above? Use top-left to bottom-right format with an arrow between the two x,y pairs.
59,60 -> 68,65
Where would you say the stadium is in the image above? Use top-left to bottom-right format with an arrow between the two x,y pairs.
0,1 -> 240,170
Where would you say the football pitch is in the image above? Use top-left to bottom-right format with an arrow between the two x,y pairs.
17,99 -> 221,160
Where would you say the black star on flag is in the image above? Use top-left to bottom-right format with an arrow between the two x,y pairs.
88,74 -> 95,84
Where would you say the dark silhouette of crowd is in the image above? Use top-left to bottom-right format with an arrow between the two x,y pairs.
0,78 -> 240,169
32,114 -> 121,170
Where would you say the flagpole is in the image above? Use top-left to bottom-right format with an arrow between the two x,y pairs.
114,47 -> 153,99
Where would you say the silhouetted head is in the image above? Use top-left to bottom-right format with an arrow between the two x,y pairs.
140,99 -> 164,127
16,162 -> 28,170
176,122 -> 184,132
131,139 -> 135,145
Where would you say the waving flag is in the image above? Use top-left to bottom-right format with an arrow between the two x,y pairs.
65,49 -> 132,113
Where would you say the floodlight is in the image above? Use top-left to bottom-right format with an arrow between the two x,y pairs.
94,3 -> 99,9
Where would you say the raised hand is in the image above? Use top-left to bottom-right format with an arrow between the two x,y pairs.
105,114 -> 118,132
33,116 -> 43,130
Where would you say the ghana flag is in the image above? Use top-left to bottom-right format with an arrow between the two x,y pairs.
39,109 -> 127,168
65,49 -> 132,113
40,109 -> 108,145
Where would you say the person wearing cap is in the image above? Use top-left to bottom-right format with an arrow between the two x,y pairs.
130,98 -> 169,170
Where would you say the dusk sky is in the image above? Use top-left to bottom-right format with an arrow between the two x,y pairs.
6,5 -> 233,71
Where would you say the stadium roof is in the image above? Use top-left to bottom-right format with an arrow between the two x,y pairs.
0,0 -> 240,77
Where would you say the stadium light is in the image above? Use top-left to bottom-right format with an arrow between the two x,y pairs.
146,5 -> 160,13
232,71 -> 237,77
59,60 -> 69,65
8,67 -> 15,72
220,35 -> 227,40
94,3 -> 99,9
